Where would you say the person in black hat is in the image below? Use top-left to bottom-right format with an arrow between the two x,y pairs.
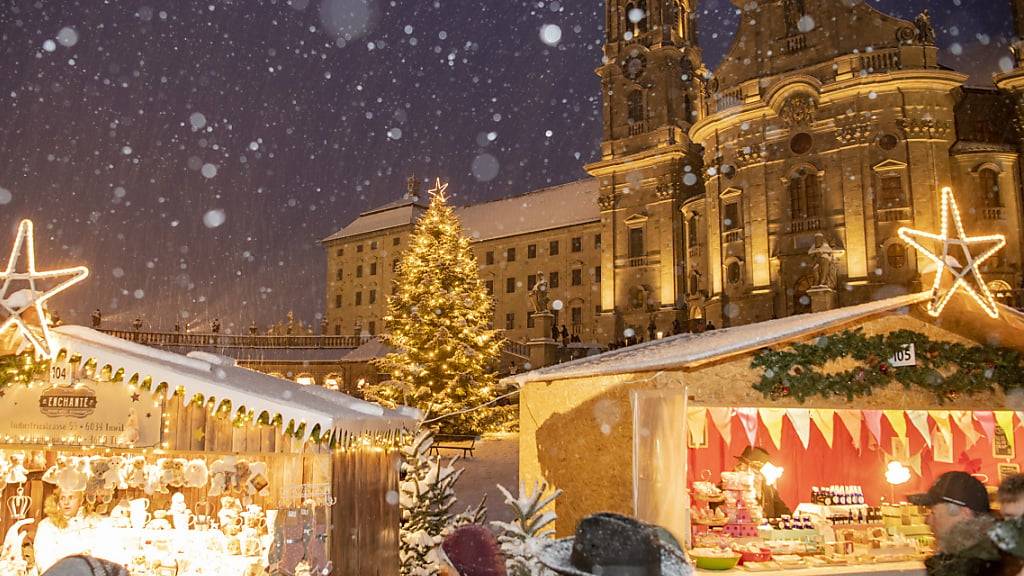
539,512 -> 692,575
735,446 -> 791,519
908,471 -> 1006,576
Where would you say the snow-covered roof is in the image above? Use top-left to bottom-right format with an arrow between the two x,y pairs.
339,337 -> 394,363
54,326 -> 419,443
505,291 -> 933,386
322,179 -> 600,245
321,197 -> 427,243
456,179 -> 600,242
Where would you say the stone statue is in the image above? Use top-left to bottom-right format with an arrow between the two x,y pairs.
808,233 -> 838,289
914,10 -> 936,46
528,272 -> 550,314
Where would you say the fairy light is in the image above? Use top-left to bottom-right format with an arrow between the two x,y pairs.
898,187 -> 1007,319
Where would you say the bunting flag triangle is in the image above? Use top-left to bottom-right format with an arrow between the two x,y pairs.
687,408 -> 708,448
1018,412 -> 1024,430
787,408 -> 812,449
864,410 -> 884,446
908,451 -> 923,477
884,410 -> 907,440
907,411 -> 931,448
837,409 -> 862,451
759,408 -> 787,450
931,411 -> 953,463
951,410 -> 981,448
811,409 -> 836,449
709,407 -> 733,446
736,408 -> 759,447
975,411 -> 997,442
930,411 -> 952,446
995,411 -> 1016,456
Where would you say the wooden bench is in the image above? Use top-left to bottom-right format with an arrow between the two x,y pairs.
429,434 -> 480,458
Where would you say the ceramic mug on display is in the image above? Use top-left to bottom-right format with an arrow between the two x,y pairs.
172,511 -> 194,530
130,509 -> 151,530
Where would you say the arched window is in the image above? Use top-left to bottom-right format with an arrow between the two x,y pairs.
980,168 -> 1001,207
886,244 -> 906,269
788,168 -> 822,222
689,271 -> 700,295
687,214 -> 699,246
628,90 -> 645,125
624,2 -> 635,35
727,262 -> 742,285
636,0 -> 649,33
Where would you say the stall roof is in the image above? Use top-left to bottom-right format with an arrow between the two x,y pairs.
505,291 -> 935,386
339,337 -> 394,364
54,326 -> 419,441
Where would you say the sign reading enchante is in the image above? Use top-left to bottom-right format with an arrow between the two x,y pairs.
0,380 -> 160,447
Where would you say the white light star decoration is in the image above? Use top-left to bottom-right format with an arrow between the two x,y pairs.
0,220 -> 89,358
898,187 -> 1007,319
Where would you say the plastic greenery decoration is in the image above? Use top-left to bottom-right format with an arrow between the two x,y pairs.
0,353 -> 48,388
752,329 -> 1024,403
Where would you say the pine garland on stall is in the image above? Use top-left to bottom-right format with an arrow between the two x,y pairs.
365,180 -> 504,435
399,429 -> 483,576
492,483 -> 562,576
0,354 -> 47,388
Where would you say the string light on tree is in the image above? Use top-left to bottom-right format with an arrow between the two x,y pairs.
897,187 -> 1006,319
0,220 -> 89,358
364,178 -> 504,434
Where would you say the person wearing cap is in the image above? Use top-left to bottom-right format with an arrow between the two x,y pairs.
735,446 -> 791,519
909,471 -> 1008,576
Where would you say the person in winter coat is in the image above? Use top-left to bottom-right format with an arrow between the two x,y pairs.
909,471 -> 1021,576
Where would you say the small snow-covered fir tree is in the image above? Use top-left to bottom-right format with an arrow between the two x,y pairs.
366,178 -> 503,434
399,428 -> 484,576
491,483 -> 563,576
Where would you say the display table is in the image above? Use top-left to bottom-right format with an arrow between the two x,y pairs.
82,526 -> 266,576
694,560 -> 925,575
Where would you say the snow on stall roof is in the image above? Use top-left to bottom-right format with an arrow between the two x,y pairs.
505,292 -> 932,386
54,326 -> 418,438
340,337 -> 394,363
456,179 -> 599,242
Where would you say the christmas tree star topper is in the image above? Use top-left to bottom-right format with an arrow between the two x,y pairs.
0,220 -> 90,358
427,177 -> 449,201
898,187 -> 1006,319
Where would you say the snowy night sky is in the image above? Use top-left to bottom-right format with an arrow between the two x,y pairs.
0,0 -> 1013,332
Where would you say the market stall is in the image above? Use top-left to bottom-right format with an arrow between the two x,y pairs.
0,324 -> 417,576
513,290 -> 1024,574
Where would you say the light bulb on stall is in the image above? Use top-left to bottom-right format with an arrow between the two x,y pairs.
761,462 -> 784,486
886,461 -> 911,485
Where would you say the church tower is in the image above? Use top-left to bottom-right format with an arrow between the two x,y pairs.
586,0 -> 707,341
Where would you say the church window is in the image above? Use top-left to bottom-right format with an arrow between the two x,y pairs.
485,280 -> 494,295
550,240 -> 560,255
572,268 -> 583,286
723,202 -> 741,231
335,294 -> 342,308
886,244 -> 906,269
689,271 -> 700,295
369,262 -> 377,276
356,265 -> 363,278
980,168 -> 1001,207
506,277 -> 516,293
550,271 -> 560,288
369,290 -> 376,304
485,251 -> 494,265
528,244 -> 537,259
788,168 -> 822,222
507,247 -> 517,262
789,132 -> 813,155
628,227 -> 645,259
727,262 -> 742,285
572,236 -> 583,252
636,0 -> 649,33
687,214 -> 699,245
628,90 -> 645,126
878,175 -> 906,209
505,313 -> 515,330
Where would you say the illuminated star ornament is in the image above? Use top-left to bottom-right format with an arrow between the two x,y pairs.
898,187 -> 1006,318
428,177 -> 449,200
0,220 -> 90,358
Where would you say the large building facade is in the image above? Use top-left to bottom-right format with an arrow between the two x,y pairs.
325,0 -> 1024,347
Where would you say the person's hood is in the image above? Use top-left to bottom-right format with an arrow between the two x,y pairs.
940,514 -> 1000,560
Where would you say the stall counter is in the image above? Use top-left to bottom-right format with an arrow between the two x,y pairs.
695,560 -> 925,575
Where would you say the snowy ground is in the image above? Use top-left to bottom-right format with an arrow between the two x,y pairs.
451,432 -> 519,525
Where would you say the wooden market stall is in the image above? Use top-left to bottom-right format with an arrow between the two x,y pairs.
511,291 -> 1024,574
0,324 -> 417,576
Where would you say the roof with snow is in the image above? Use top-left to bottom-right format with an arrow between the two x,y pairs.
505,291 -> 934,386
339,336 -> 394,363
321,195 -> 428,242
53,326 -> 419,443
322,179 -> 600,244
456,179 -> 600,242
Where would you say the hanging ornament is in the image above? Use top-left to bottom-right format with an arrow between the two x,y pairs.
898,187 -> 1006,318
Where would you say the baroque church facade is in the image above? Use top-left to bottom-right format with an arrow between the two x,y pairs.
324,0 -> 1024,349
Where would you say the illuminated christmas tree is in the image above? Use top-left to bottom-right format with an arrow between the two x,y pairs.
368,178 -> 503,434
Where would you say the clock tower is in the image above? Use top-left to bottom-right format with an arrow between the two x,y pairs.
586,0 -> 707,341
